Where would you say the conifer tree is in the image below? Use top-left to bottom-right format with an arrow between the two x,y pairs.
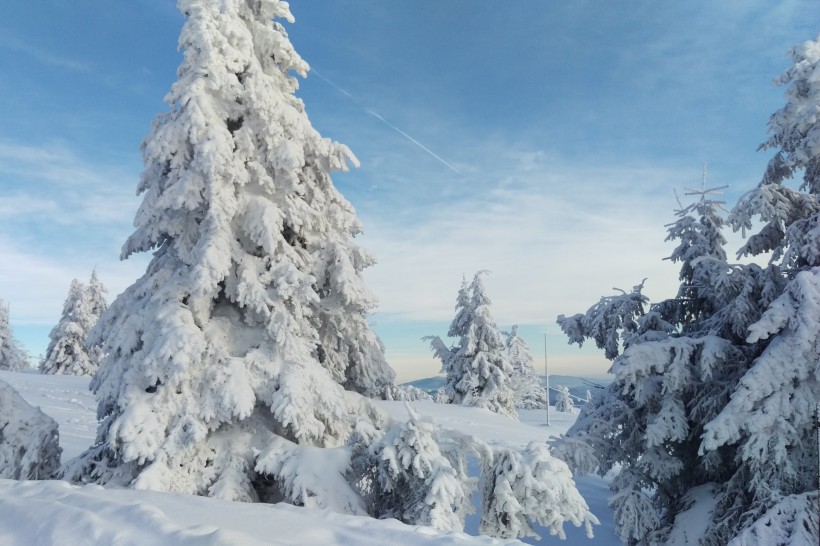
41,273 -> 108,376
553,39 -> 820,541
554,386 -> 574,413
0,300 -> 28,372
703,35 -> 820,545
505,325 -> 546,409
65,0 -> 394,500
426,272 -> 517,419
553,174 -> 789,544
61,5 -> 597,539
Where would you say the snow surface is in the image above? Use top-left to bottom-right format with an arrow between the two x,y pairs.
0,370 -> 620,545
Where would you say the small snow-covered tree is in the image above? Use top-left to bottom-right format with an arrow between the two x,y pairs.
426,272 -> 517,419
41,273 -> 108,376
0,300 -> 28,372
85,270 -> 108,320
0,380 -> 61,479
554,386 -> 574,413
505,325 -> 546,409
481,442 -> 598,540
64,0 -> 395,501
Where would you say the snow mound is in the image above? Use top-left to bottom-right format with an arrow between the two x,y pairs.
0,380 -> 61,480
0,480 -> 517,546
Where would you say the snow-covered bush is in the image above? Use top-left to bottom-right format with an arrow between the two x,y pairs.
350,406 -> 598,539
386,384 -> 432,401
481,442 -> 598,540
553,38 -> 820,543
0,380 -> 61,479
505,326 -> 546,409
0,300 -> 28,372
426,273 -> 517,419
41,272 -> 108,376
554,386 -> 574,413
354,406 -> 476,532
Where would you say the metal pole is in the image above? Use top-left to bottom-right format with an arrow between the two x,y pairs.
544,332 -> 550,427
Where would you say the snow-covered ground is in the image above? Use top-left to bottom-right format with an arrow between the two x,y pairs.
0,370 -> 619,545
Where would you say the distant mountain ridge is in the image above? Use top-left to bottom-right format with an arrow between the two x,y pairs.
403,374 -> 612,405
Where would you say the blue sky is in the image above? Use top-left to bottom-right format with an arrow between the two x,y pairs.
0,1 -> 818,382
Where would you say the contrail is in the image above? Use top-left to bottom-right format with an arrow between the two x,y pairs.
311,69 -> 461,174
364,109 -> 460,174
311,69 -> 354,99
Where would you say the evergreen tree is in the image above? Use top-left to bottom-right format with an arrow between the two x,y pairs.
0,300 -> 28,372
60,4 -> 596,539
86,271 -> 109,327
64,0 -> 394,500
553,171 -> 792,544
553,47 -> 820,539
41,273 -> 108,376
426,272 -> 517,419
505,325 -> 546,409
554,386 -> 574,413
702,34 -> 820,545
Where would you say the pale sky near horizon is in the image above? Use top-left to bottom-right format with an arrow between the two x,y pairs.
1,2 -> 818,383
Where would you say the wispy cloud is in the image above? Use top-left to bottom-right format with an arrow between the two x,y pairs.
0,140 -> 140,227
359,152 -> 695,330
0,140 -> 144,348
0,35 -> 91,73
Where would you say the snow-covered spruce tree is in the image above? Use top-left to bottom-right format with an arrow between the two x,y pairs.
41,273 -> 108,376
85,270 -> 109,329
701,35 -> 820,545
554,386 -> 574,413
425,276 -> 471,404
59,5 -> 596,539
0,300 -> 28,372
552,175 -> 794,544
505,325 -> 546,409
426,272 -> 517,419
64,0 -> 395,502
0,380 -> 61,479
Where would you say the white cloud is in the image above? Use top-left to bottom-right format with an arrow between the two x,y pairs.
361,157 -> 689,333
0,140 -> 141,227
0,36 -> 91,73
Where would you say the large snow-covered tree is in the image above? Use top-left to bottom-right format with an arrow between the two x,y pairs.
702,34 -> 820,545
41,273 -> 108,376
60,4 -> 598,540
505,325 -> 546,409
553,37 -> 820,545
64,0 -> 395,500
426,272 -> 517,419
0,300 -> 28,372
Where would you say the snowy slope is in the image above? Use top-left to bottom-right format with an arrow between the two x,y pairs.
0,370 -> 619,545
